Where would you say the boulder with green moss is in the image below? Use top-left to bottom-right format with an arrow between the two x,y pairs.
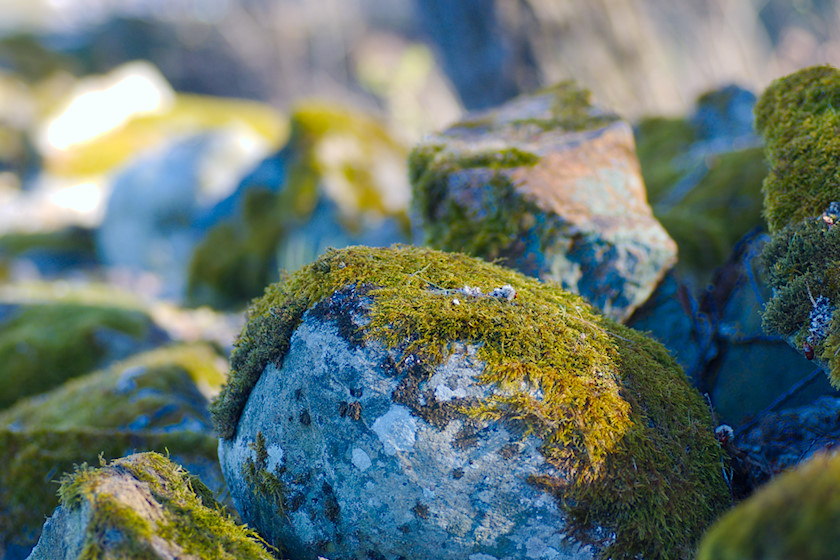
0,294 -> 168,410
26,452 -> 274,560
696,451 -> 840,560
409,81 -> 677,322
754,66 -> 840,382
0,344 -> 227,557
214,245 -> 729,560
634,85 -> 766,286
187,102 -> 411,310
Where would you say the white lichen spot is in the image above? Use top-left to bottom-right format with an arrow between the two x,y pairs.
371,404 -> 418,456
266,444 -> 284,472
351,447 -> 372,471
435,383 -> 467,402
452,297 -> 461,306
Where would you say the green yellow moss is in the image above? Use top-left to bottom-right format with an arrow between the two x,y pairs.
754,65 -> 840,233
0,302 -> 157,410
696,451 -> 840,560
211,245 -> 729,560
0,428 -> 217,553
0,343 -> 226,430
187,102 -> 410,310
409,144 -> 545,264
634,114 -> 767,281
57,452 -> 274,559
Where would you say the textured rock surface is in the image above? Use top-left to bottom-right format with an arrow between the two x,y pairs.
221,310 -> 595,560
410,82 -> 677,322
26,452 -> 272,560
214,245 -> 729,560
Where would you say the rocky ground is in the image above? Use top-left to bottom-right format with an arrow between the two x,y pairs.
2,13 -> 840,560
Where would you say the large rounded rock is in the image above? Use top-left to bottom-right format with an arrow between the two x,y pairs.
214,246 -> 729,560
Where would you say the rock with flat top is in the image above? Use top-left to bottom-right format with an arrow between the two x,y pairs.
410,82 -> 677,321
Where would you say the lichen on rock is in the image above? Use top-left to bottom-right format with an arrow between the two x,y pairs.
213,245 -> 728,560
410,80 -> 677,322
26,452 -> 273,560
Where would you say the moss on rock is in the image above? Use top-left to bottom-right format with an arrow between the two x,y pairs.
187,101 -> 410,310
696,451 -> 840,560
212,245 -> 729,560
0,301 -> 161,410
0,343 -> 226,431
0,428 -> 218,555
754,65 -> 840,233
50,452 -> 273,559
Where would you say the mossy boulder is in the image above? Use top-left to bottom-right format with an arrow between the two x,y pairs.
754,66 -> 840,382
634,86 -> 766,285
754,65 -> 840,234
187,102 -> 411,310
0,344 -> 227,557
213,245 -> 729,560
410,81 -> 677,322
0,226 -> 98,281
696,451 -> 840,560
26,452 -> 274,560
0,295 -> 167,410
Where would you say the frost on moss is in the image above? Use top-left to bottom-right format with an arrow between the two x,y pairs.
52,452 -> 273,559
696,451 -> 840,560
0,428 -> 217,555
187,101 -> 410,310
211,245 -> 729,560
0,301 -> 160,410
754,65 -> 840,233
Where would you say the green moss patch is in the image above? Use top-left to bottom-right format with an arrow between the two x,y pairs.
0,302 -> 158,410
188,102 -> 410,310
697,451 -> 840,560
0,428 -> 217,553
57,452 -> 273,560
0,343 -> 225,431
211,245 -> 728,559
754,65 -> 840,232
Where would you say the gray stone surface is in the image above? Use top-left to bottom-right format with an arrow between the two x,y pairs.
219,293 -> 599,560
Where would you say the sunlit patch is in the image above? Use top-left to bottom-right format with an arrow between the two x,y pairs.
47,180 -> 103,216
38,61 -> 174,153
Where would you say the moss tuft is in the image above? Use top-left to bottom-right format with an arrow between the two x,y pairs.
0,428 -> 218,553
57,452 -> 274,559
0,302 -> 157,410
211,245 -> 729,560
696,451 -> 840,560
754,65 -> 840,233
0,343 -> 226,431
